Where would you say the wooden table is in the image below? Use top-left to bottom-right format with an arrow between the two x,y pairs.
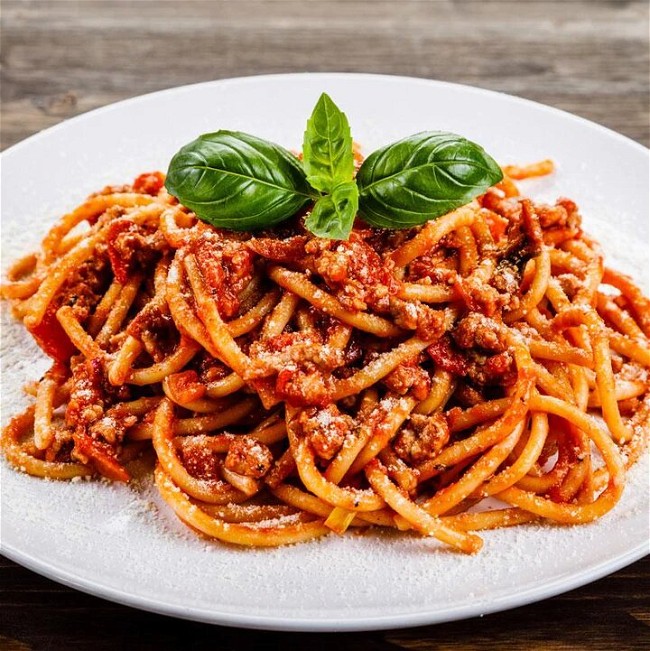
1,1 -> 648,648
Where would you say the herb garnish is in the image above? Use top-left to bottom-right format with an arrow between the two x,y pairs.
165,93 -> 502,239
164,131 -> 315,230
356,132 -> 503,229
302,93 -> 359,239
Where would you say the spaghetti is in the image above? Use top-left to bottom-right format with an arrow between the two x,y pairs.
2,166 -> 649,553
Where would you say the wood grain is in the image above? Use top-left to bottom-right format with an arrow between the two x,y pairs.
1,0 -> 649,149
1,554 -> 648,650
1,1 -> 648,649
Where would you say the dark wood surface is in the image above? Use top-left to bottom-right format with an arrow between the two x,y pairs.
0,553 -> 648,650
1,1 -> 648,649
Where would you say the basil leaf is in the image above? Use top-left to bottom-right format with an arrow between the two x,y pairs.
302,93 -> 354,193
305,181 -> 359,240
165,130 -> 315,230
356,131 -> 503,229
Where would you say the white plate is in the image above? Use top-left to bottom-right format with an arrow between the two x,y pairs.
1,73 -> 648,632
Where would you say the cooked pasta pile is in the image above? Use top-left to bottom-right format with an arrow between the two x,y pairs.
2,163 -> 649,553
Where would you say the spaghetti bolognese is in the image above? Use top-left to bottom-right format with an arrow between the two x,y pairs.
1,161 -> 648,554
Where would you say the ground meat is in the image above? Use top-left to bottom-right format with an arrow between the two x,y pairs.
66,358 -> 132,433
106,218 -> 166,284
58,255 -> 111,323
275,367 -> 334,408
247,235 -> 308,263
491,259 -> 522,311
481,190 -> 523,223
88,411 -> 137,445
537,198 -> 582,245
389,297 -> 447,341
126,299 -> 177,361
429,326 -> 515,388
191,232 -> 255,319
481,193 -> 546,264
249,332 -> 344,377
466,350 -> 516,387
90,184 -> 132,197
66,358 -> 107,429
299,405 -> 354,460
90,171 -> 165,197
537,197 -> 581,230
246,325 -> 345,408
28,252 -> 110,362
389,299 -> 420,331
127,300 -> 170,338
454,273 -> 501,316
407,250 -> 458,283
453,314 -> 507,352
383,361 -> 431,400
394,413 -> 450,464
224,436 -> 273,478
132,171 -> 165,196
179,436 -> 221,481
305,233 -> 400,312
66,357 -> 132,480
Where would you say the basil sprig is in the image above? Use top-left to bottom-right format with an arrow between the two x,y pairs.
165,96 -> 503,239
305,181 -> 359,240
165,131 -> 315,230
303,93 -> 355,192
302,93 -> 359,239
356,132 -> 503,229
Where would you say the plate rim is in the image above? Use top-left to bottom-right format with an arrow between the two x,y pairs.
1,72 -> 648,632
2,538 -> 647,632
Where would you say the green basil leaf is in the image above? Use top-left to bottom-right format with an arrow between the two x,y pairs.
356,131 -> 503,229
304,181 -> 359,240
165,130 -> 315,230
302,93 -> 354,193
